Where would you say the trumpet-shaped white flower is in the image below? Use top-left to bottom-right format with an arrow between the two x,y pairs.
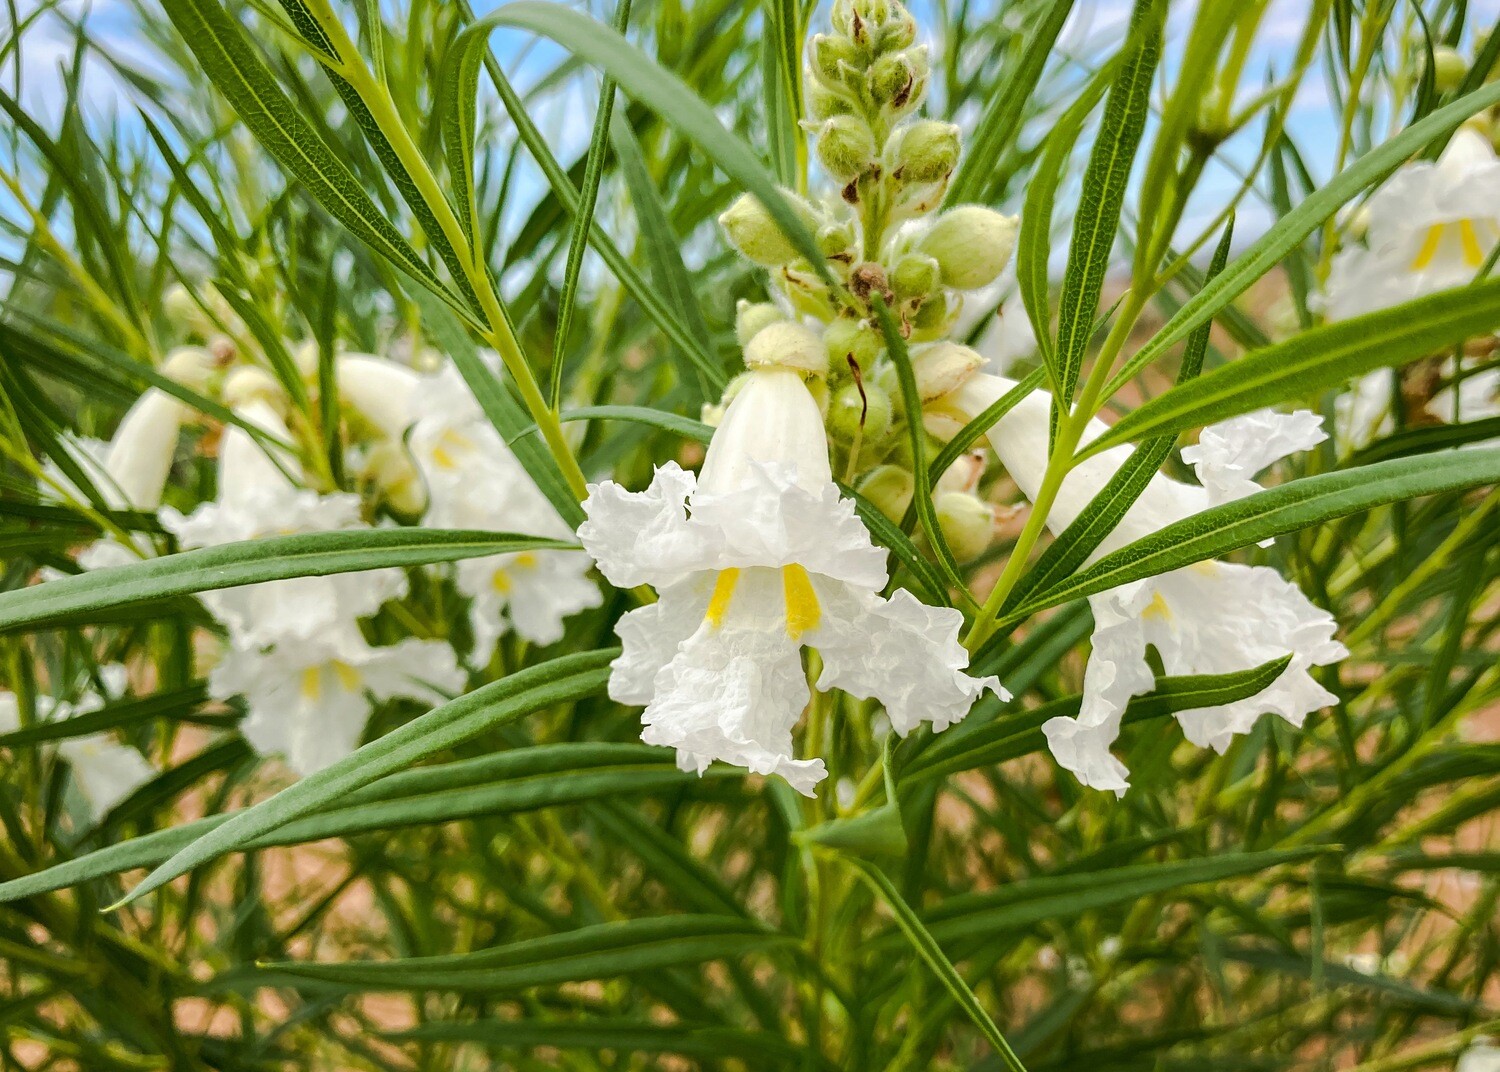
213,635 -> 464,775
162,390 -> 407,650
950,373 -> 1346,795
580,365 -> 1002,796
1325,127 -> 1500,322
0,666 -> 154,821
336,354 -> 601,652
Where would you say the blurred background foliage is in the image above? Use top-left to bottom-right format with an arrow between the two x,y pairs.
0,0 -> 1498,1069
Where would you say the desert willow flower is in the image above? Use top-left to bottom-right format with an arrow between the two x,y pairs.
163,367 -> 461,775
0,666 -> 153,822
1325,123 -> 1500,447
947,373 -> 1346,795
335,354 -> 601,653
579,325 -> 1002,796
50,347 -> 217,569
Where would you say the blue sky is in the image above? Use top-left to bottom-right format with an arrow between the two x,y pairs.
6,0 -> 1500,268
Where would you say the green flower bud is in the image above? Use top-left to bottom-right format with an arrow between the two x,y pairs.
818,219 -> 859,261
816,115 -> 878,182
935,490 -> 995,561
857,464 -> 915,520
829,379 -> 893,443
912,341 -> 983,401
910,291 -> 956,339
878,6 -> 917,51
745,320 -> 829,376
888,120 -> 960,184
868,46 -> 928,111
719,190 -> 818,266
824,318 -> 884,370
808,82 -> 858,121
735,300 -> 785,348
811,33 -> 863,86
916,205 -> 1020,291
1430,46 -> 1467,93
890,252 -> 941,303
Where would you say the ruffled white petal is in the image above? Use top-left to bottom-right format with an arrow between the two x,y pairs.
1042,562 -> 1346,794
458,549 -> 602,652
640,593 -> 825,796
1182,409 -> 1327,506
608,578 -> 715,706
813,583 -> 1004,735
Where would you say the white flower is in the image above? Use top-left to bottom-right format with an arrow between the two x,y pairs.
1458,1039 -> 1500,1072
949,373 -> 1346,795
1334,368 -> 1397,451
162,390 -> 407,650
1182,410 -> 1327,507
0,666 -> 154,821
1325,127 -> 1500,322
212,635 -> 464,775
337,354 -> 601,653
579,365 -> 1002,796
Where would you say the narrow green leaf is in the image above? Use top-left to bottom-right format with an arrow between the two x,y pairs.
849,859 -> 1029,1072
560,404 -> 712,443
1053,0 -> 1161,405
1085,278 -> 1500,457
1006,449 -> 1500,623
903,657 -> 1292,783
946,0 -> 1074,206
0,529 -> 569,636
112,649 -> 617,907
915,847 -> 1328,944
552,0 -> 633,409
476,1 -> 829,281
245,915 -> 791,991
155,0 -> 467,315
872,296 -> 970,601
390,1018 -> 810,1065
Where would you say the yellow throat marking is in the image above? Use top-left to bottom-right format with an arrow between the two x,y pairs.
301,661 -> 361,702
1141,590 -> 1174,623
782,564 -> 821,641
702,565 -> 821,640
1410,220 -> 1489,271
706,568 -> 741,629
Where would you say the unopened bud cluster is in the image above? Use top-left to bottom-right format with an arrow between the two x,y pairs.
714,0 -> 1017,560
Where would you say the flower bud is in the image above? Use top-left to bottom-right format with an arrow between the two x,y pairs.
735,300 -> 785,348
877,2 -> 917,50
222,366 -> 287,412
811,33 -> 862,86
818,218 -> 859,261
745,320 -> 829,376
1429,46 -> 1467,93
816,115 -> 878,182
912,341 -> 983,401
890,252 -> 941,303
719,190 -> 818,266
828,380 -> 893,443
935,490 -> 995,560
161,346 -> 220,393
910,291 -> 957,339
857,464 -> 914,520
163,284 -> 201,330
916,205 -> 1020,291
808,82 -> 858,121
888,120 -> 960,184
868,47 -> 927,111
824,318 -> 884,370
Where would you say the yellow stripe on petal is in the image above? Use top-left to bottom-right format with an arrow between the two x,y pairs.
782,564 -> 821,640
1141,590 -> 1174,623
706,568 -> 740,629
333,661 -> 361,692
1410,224 -> 1446,271
300,667 -> 322,702
1459,219 -> 1486,267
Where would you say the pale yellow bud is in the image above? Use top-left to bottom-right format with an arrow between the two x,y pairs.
744,321 -> 829,376
917,205 -> 1020,291
735,301 -> 786,348
935,490 -> 995,560
857,464 -> 914,520
912,341 -> 983,401
719,191 -> 819,266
